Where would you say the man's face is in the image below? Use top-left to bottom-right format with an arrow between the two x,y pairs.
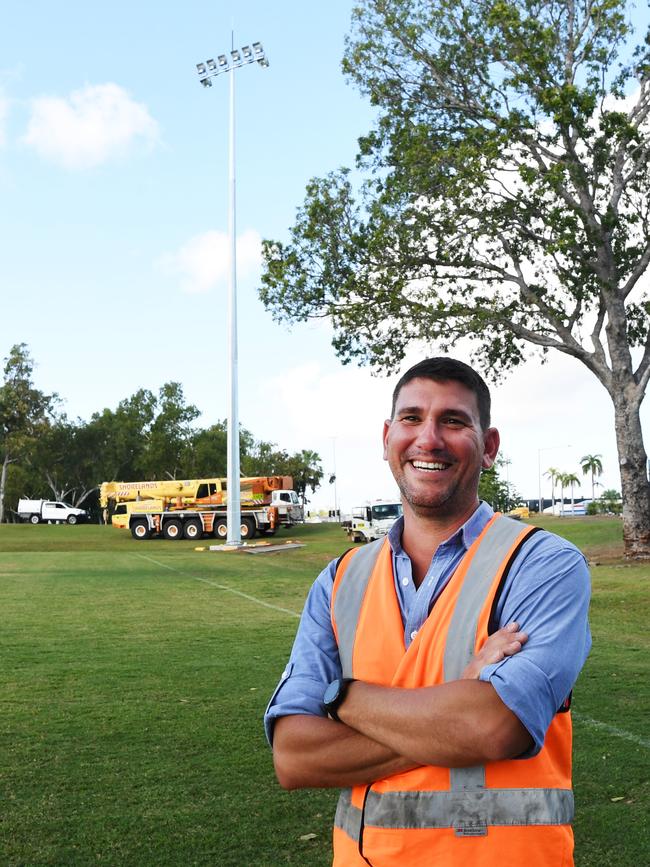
383,377 -> 500,520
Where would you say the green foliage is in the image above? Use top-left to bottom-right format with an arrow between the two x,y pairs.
283,449 -> 325,505
584,489 -> 623,515
86,388 -> 158,481
0,344 -> 58,436
1,345 -> 323,521
30,417 -> 100,507
240,436 -> 292,477
0,344 -> 59,521
259,0 -> 650,556
478,458 -> 520,511
601,488 -> 623,514
581,454 -> 604,477
185,421 -> 229,477
581,453 -> 604,500
262,0 -> 649,375
544,466 -> 561,501
141,381 -> 200,479
243,442 -> 324,505
562,472 -> 582,490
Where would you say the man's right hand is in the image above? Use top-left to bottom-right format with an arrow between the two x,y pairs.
460,622 -> 528,680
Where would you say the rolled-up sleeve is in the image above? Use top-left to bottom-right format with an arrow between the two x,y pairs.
264,561 -> 342,745
479,534 -> 592,755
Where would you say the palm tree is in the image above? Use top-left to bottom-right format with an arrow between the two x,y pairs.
556,472 -> 567,516
563,472 -> 581,515
580,454 -> 603,503
544,466 -> 560,511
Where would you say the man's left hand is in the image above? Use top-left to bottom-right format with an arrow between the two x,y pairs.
461,622 -> 528,680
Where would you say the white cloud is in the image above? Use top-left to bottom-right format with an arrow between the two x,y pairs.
160,228 -> 262,294
263,361 -> 390,441
244,360 -> 399,512
22,83 -> 159,169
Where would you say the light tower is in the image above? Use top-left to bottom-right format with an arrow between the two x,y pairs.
196,41 -> 269,544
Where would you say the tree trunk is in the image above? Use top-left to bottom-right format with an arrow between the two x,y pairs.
45,471 -> 66,502
74,486 -> 98,508
0,453 -> 12,524
611,391 -> 650,559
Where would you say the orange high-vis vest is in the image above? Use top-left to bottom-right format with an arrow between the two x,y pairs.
330,514 -> 574,867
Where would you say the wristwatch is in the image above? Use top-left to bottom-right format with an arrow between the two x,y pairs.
323,677 -> 355,721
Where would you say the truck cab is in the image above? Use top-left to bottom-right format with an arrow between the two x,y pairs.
271,489 -> 304,524
343,500 -> 403,543
111,502 -> 129,529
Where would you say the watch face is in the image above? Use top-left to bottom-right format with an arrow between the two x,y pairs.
324,679 -> 342,706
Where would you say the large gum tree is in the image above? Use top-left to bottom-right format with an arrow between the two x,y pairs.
260,0 -> 650,558
0,344 -> 58,523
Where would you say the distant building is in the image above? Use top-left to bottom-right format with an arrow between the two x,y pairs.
525,498 -> 589,515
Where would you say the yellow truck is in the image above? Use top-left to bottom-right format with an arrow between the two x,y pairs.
506,506 -> 530,520
100,476 -> 303,541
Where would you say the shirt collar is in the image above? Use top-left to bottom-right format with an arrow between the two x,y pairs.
387,501 -> 495,557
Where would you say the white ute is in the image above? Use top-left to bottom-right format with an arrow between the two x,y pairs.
17,498 -> 88,525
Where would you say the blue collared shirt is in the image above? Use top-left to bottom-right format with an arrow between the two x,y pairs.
264,502 -> 591,755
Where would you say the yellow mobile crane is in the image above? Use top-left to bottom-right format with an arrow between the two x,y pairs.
99,476 -> 303,541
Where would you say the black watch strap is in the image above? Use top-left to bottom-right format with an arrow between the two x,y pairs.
323,677 -> 355,721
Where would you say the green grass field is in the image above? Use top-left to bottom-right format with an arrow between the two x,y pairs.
0,518 -> 647,866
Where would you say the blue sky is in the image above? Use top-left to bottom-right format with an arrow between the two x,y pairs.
1,1 -> 647,511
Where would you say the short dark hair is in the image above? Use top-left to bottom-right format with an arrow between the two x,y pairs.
391,357 -> 491,430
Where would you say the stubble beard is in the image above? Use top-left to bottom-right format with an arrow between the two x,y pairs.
394,464 -> 480,520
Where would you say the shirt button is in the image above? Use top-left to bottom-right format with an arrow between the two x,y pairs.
402,577 -> 409,586
410,630 -> 418,640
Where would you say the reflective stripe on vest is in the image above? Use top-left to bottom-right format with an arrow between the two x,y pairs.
335,785 -> 574,833
443,517 -> 538,797
331,515 -> 573,863
333,538 -> 384,679
443,516 -> 533,681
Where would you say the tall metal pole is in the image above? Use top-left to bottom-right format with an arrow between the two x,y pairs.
226,48 -> 241,545
195,43 -> 268,546
503,456 -> 511,510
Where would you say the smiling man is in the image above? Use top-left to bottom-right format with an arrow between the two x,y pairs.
265,357 -> 591,867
